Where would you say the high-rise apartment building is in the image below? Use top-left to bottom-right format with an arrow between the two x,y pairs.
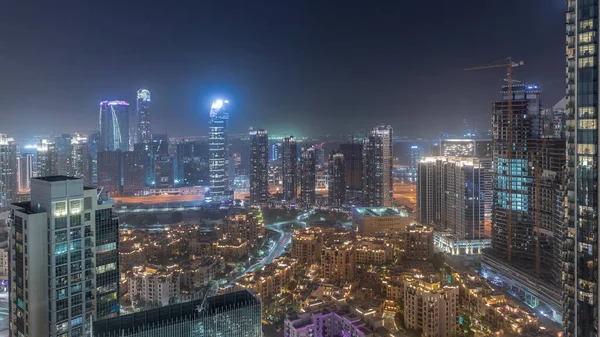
328,151 -> 345,207
55,134 -> 72,176
93,290 -> 261,337
300,145 -> 316,205
97,151 -> 122,196
88,131 -> 101,184
17,151 -> 34,193
122,150 -> 148,196
70,135 -> 91,185
9,176 -> 120,337
409,145 -> 421,172
0,134 -> 17,208
363,125 -> 393,207
339,142 -> 363,202
249,128 -> 269,204
563,2 -> 597,334
136,89 -> 152,144
37,139 -> 59,177
417,156 -> 492,240
282,136 -> 297,201
208,99 -> 231,201
99,100 -> 130,152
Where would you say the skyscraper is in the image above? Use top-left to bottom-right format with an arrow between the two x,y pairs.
9,176 -> 120,337
300,145 -> 316,205
122,150 -> 148,196
88,131 -> 101,184
363,125 -> 393,207
136,89 -> 152,144
0,134 -> 17,208
17,148 -> 34,193
328,151 -> 345,207
339,142 -> 363,202
563,2 -> 596,334
99,100 -> 130,152
208,99 -> 231,201
55,134 -> 72,176
37,139 -> 59,177
282,136 -> 297,201
69,135 -> 91,185
409,145 -> 421,171
97,151 -> 122,196
249,128 -> 269,204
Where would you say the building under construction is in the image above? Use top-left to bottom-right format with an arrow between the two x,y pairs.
482,83 -> 566,322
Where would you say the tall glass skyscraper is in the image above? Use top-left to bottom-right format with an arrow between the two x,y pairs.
99,100 -> 130,152
563,1 -> 598,335
136,89 -> 152,144
363,125 -> 393,207
249,128 -> 269,204
300,145 -> 316,205
282,136 -> 297,201
208,99 -> 230,201
0,134 -> 17,208
92,290 -> 261,337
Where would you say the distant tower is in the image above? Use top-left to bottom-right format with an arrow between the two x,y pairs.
99,100 -> 130,151
340,142 -> 363,202
282,136 -> 298,201
410,146 -> 421,171
249,128 -> 269,204
55,134 -> 72,176
69,135 -> 91,185
0,134 -> 17,208
17,147 -> 35,193
328,151 -> 345,207
208,99 -> 231,201
137,89 -> 152,144
36,139 -> 59,177
363,125 -> 393,206
300,145 -> 316,205
88,131 -> 101,184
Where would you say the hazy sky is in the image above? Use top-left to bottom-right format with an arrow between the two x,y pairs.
0,0 -> 566,138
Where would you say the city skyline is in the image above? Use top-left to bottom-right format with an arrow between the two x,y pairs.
0,1 -> 565,138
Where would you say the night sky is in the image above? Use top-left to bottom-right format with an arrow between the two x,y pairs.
1,0 -> 565,138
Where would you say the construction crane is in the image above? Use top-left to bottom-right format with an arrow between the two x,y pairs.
465,57 -> 524,264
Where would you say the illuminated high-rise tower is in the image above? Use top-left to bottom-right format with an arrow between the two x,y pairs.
69,135 -> 91,185
300,145 -> 316,205
37,139 -> 59,178
328,150 -> 345,207
136,89 -> 152,144
282,136 -> 298,201
0,134 -> 17,208
363,125 -> 393,206
208,99 -> 231,201
563,1 -> 598,334
99,100 -> 130,152
249,128 -> 269,204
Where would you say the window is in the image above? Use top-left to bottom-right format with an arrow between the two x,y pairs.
70,215 -> 82,227
84,197 -> 92,210
56,288 -> 67,300
580,44 -> 596,56
580,119 -> 597,130
71,262 -> 82,273
580,19 -> 594,31
71,316 -> 83,327
55,231 -> 67,243
579,31 -> 595,43
70,240 -> 81,252
70,199 -> 82,215
579,106 -> 595,118
56,309 -> 68,322
55,254 -> 67,265
56,322 -> 69,332
54,201 -> 67,217
55,217 -> 67,230
578,57 -> 595,68
96,263 -> 117,274
71,283 -> 82,293
97,242 -> 116,253
55,243 -> 67,255
84,213 -> 91,222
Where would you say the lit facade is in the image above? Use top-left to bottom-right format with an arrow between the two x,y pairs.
249,128 -> 269,204
352,207 -> 411,234
440,139 -> 492,158
282,136 -> 298,201
93,290 -> 262,337
403,277 -> 458,337
99,100 -> 130,152
563,1 -> 598,334
327,151 -> 345,207
321,241 -> 356,284
69,135 -> 91,185
300,145 -> 316,205
291,230 -> 322,265
0,134 -> 17,208
129,266 -> 181,307
136,89 -> 152,144
9,176 -> 120,337
122,150 -> 148,196
37,139 -> 59,177
363,125 -> 393,206
208,99 -> 231,201
97,151 -> 122,196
